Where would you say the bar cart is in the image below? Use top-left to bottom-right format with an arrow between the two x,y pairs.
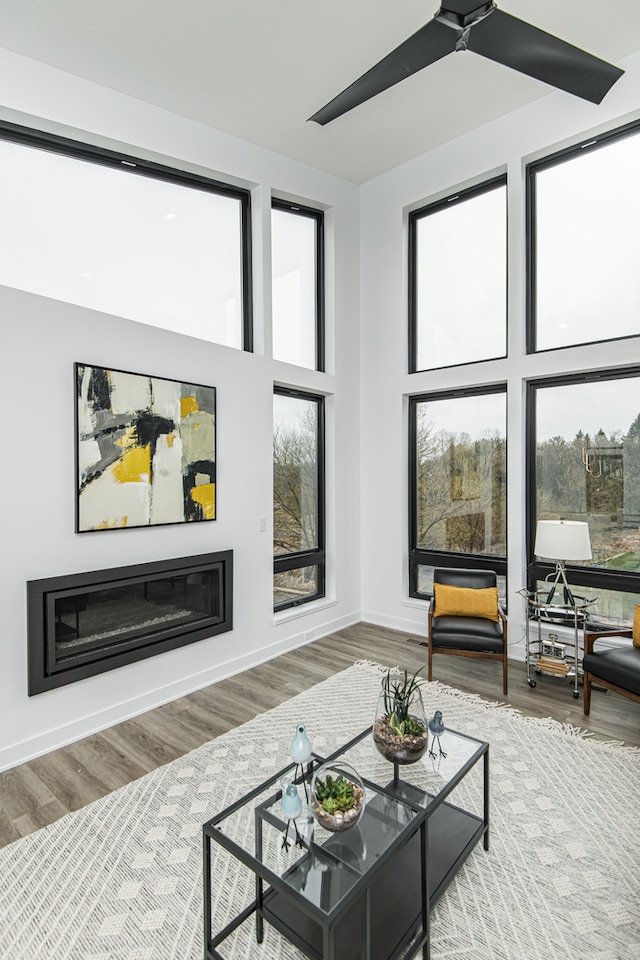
518,587 -> 597,699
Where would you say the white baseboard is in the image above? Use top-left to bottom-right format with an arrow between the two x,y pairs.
0,610 -> 362,772
361,608 -> 428,638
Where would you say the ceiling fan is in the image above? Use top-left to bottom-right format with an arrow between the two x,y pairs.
309,1 -> 624,124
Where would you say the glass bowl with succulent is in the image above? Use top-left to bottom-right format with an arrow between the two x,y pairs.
310,761 -> 366,832
372,667 -> 429,765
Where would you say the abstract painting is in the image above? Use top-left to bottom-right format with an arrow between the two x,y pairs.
75,363 -> 216,532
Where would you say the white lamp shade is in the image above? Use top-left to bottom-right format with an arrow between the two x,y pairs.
534,520 -> 592,562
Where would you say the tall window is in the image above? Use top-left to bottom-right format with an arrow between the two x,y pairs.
273,387 -> 325,611
409,387 -> 507,600
527,121 -> 640,353
271,200 -> 324,370
529,370 -> 640,621
0,123 -> 252,350
408,177 -> 507,373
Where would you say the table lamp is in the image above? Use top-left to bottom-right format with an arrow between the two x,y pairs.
534,520 -> 592,605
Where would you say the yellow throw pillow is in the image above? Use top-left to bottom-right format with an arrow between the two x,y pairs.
633,605 -> 640,648
433,583 -> 500,622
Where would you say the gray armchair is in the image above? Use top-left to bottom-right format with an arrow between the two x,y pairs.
428,568 -> 508,695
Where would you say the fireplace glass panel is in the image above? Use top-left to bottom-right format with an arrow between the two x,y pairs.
49,568 -> 221,671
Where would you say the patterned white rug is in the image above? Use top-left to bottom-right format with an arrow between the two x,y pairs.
1,661 -> 638,960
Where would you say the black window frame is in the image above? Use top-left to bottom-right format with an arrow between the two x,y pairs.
408,175 -> 508,374
0,119 -> 253,352
409,384 -> 508,601
526,367 -> 640,601
271,198 -> 325,372
526,117 -> 640,356
273,385 -> 326,612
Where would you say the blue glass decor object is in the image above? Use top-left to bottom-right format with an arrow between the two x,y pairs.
290,723 -> 312,764
280,782 -> 304,850
281,783 -> 302,819
290,722 -> 313,800
428,710 -> 447,759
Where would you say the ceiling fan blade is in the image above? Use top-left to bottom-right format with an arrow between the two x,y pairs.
309,18 -> 457,125
467,8 -> 624,104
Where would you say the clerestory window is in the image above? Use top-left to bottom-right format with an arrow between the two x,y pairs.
0,122 -> 252,350
271,199 -> 324,371
408,177 -> 507,373
527,120 -> 640,353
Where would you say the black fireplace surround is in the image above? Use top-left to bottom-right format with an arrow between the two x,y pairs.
27,551 -> 233,695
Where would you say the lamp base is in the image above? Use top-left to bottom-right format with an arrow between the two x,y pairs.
545,563 -> 575,607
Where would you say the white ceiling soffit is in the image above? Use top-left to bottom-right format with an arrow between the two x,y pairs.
1,0 -> 640,183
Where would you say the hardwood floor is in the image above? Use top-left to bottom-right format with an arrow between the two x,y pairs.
1,621 -> 638,850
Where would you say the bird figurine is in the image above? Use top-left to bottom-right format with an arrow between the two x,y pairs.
290,722 -> 313,799
280,782 -> 304,850
290,722 -> 312,764
428,710 -> 447,759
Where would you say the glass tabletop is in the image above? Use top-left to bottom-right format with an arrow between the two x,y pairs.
339,725 -> 485,807
206,725 -> 486,918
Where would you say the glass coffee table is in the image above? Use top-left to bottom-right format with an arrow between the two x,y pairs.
203,725 -> 488,960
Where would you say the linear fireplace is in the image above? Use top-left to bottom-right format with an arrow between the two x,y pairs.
27,551 -> 233,695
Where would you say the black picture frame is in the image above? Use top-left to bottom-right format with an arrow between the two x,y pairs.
75,362 -> 216,532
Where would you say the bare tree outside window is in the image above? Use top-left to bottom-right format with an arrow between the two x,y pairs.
273,389 -> 325,610
415,396 -> 506,559
273,402 -> 318,555
532,374 -> 640,621
535,378 -> 640,572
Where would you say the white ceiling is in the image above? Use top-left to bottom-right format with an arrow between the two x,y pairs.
2,0 -> 640,183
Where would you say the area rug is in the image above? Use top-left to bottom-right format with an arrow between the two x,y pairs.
1,661 -> 638,960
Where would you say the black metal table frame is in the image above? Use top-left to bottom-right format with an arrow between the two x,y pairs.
203,725 -> 489,960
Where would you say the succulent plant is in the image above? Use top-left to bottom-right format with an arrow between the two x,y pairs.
314,772 -> 357,814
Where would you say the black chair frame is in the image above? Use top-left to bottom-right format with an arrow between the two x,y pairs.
428,568 -> 508,696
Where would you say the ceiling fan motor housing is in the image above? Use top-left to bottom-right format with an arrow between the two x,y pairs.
437,1 -> 495,30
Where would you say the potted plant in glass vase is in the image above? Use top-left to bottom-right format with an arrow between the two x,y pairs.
310,761 -> 366,832
373,667 -> 428,764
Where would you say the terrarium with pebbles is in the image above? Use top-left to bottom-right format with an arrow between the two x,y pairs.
310,761 -> 366,832
372,667 -> 429,765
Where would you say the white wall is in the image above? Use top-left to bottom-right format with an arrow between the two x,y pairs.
0,49 -> 361,770
359,51 -> 640,659
3,43 -> 640,769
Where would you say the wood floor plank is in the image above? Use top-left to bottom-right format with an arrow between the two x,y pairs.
28,748 -> 112,812
1,621 -> 638,852
0,764 -> 60,820
11,798 -> 69,840
111,713 -> 191,765
0,805 -> 21,849
99,721 -> 176,774
64,734 -> 149,792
